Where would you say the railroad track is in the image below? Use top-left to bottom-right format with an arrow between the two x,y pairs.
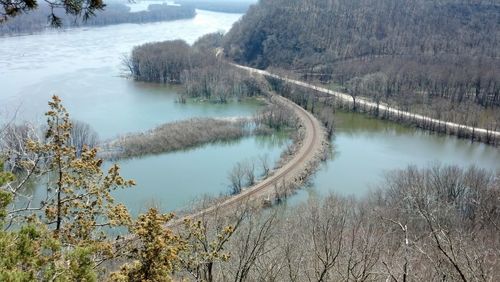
116,80 -> 324,242
233,64 -> 500,138
169,93 -> 325,225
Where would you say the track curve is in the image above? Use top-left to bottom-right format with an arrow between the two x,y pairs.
173,93 -> 325,223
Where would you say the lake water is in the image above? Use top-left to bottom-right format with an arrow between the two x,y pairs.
1,10 -> 290,214
0,9 -> 244,138
295,111 -> 500,201
1,10 -> 498,214
113,133 -> 290,215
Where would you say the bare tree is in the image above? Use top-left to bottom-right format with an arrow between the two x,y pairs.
347,77 -> 362,111
243,161 -> 256,187
228,207 -> 280,282
1,122 -> 38,165
229,162 -> 245,195
258,154 -> 270,177
70,119 -> 99,157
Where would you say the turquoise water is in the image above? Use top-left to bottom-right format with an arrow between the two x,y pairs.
113,133 -> 290,215
0,10 -> 245,138
2,9 -> 498,216
294,111 -> 500,202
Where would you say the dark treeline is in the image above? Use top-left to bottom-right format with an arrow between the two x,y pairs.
175,0 -> 256,14
0,3 -> 195,36
223,0 -> 500,128
127,33 -> 265,103
179,164 -> 500,281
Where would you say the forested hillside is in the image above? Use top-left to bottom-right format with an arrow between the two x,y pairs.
223,0 -> 500,129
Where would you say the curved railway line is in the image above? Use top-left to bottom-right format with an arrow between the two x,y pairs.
120,61 -> 498,239
172,93 -> 326,223
172,61 -> 500,224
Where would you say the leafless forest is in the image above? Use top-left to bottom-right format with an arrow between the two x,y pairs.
175,164 -> 500,281
126,34 -> 265,103
224,0 -> 500,131
1,0 -> 499,280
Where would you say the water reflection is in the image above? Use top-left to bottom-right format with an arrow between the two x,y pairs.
0,10 -> 245,137
112,132 -> 290,216
296,111 -> 500,201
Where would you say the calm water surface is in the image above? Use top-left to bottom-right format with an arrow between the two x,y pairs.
2,10 -> 290,214
0,10 -> 246,138
1,11 -> 498,212
113,133 -> 290,215
294,111 -> 500,201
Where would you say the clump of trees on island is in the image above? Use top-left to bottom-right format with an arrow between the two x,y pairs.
126,33 -> 265,103
106,101 -> 298,161
106,118 -> 251,160
223,0 -> 500,134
